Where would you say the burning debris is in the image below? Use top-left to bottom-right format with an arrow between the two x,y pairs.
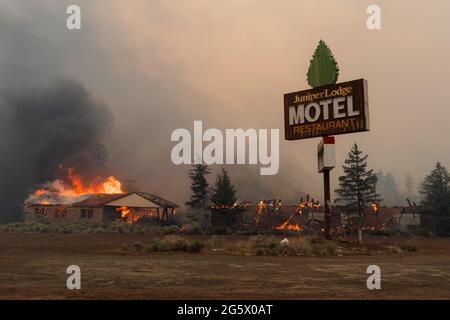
370,202 -> 379,213
273,197 -> 321,232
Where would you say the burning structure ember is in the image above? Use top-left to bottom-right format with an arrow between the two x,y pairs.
24,166 -> 178,224
370,202 -> 379,213
273,198 -> 321,232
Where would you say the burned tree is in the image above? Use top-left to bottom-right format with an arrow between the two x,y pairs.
335,143 -> 381,244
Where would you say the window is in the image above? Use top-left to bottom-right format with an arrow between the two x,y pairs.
54,207 -> 67,218
81,208 -> 94,219
35,207 -> 48,216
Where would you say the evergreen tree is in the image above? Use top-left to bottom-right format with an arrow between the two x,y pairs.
185,163 -> 210,208
335,143 -> 381,243
404,173 -> 418,204
376,171 -> 401,206
420,162 -> 450,217
210,168 -> 237,208
382,172 -> 401,206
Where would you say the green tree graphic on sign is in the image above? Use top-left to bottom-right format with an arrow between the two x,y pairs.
307,40 -> 339,88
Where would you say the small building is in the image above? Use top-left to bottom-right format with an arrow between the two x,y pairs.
24,192 -> 179,224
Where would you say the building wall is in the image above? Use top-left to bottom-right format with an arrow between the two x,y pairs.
25,206 -> 103,224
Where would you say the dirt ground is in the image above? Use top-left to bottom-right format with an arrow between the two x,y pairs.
0,233 -> 449,300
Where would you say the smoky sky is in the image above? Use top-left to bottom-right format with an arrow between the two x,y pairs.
0,79 -> 112,222
1,1 -> 450,221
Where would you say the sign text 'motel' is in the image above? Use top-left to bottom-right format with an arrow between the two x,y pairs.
284,79 -> 369,140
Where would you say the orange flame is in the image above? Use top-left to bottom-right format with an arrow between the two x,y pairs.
30,166 -> 124,204
370,202 -> 379,212
275,214 -> 302,232
116,206 -> 140,224
66,168 -> 123,195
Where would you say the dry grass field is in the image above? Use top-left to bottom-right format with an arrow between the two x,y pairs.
0,233 -> 449,300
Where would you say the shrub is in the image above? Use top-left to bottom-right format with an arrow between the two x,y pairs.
172,238 -> 189,252
147,239 -> 171,252
208,235 -> 224,249
255,247 -> 265,256
312,243 -> 327,256
182,223 -> 203,235
133,241 -> 143,251
187,240 -> 205,253
162,225 -> 180,235
402,239 -> 420,252
35,214 -> 49,225
324,241 -> 337,255
288,237 -> 313,256
121,244 -> 129,252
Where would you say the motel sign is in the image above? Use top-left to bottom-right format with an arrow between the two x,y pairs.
284,79 -> 369,140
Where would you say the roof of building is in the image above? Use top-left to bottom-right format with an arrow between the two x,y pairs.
71,194 -> 125,207
135,192 -> 179,208
71,192 -> 179,208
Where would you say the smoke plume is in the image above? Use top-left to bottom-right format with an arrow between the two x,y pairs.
0,78 -> 112,222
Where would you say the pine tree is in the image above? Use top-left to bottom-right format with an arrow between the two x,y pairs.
381,172 -> 401,206
404,173 -> 418,204
335,143 -> 381,243
210,168 -> 237,208
185,163 -> 210,208
307,40 -> 339,88
420,162 -> 450,217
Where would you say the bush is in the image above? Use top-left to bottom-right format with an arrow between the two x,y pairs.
312,243 -> 327,256
142,237 -> 204,253
182,223 -> 203,235
150,240 -> 172,252
133,241 -> 143,251
161,225 -> 180,235
255,247 -> 265,256
35,214 -> 49,225
323,241 -> 337,255
172,238 -> 189,252
311,241 -> 336,256
208,235 -> 224,249
402,239 -> 420,252
287,238 -> 313,256
120,244 -> 129,252
187,240 -> 205,253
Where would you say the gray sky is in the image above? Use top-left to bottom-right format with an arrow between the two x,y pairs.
1,0 -> 449,206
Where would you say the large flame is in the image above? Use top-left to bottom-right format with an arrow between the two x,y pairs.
63,167 -> 123,195
116,206 -> 140,224
28,166 -> 124,204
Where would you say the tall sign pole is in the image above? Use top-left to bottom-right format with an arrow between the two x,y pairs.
318,136 -> 336,239
308,40 -> 339,240
283,40 -> 369,240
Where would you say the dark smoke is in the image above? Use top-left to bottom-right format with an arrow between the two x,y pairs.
0,78 -> 113,222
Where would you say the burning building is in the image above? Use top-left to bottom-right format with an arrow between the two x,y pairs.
24,192 -> 179,224
24,166 -> 178,224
